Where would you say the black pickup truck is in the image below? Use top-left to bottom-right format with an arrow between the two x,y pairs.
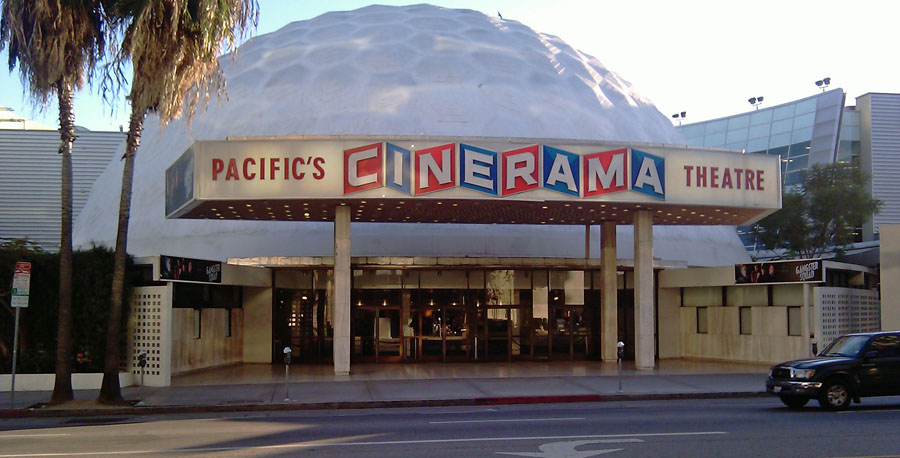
766,331 -> 900,410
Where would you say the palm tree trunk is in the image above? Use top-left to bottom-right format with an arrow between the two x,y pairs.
98,109 -> 143,404
51,80 -> 76,404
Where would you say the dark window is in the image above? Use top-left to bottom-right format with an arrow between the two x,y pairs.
836,140 -> 860,163
866,335 -> 900,358
173,283 -> 242,309
789,141 -> 811,157
826,270 -> 849,287
768,146 -> 789,158
786,154 -> 808,172
785,171 -> 804,186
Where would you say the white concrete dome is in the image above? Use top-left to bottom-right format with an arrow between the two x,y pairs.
74,4 -> 748,265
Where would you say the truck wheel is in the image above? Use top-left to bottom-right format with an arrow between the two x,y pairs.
779,396 -> 809,408
818,379 -> 851,410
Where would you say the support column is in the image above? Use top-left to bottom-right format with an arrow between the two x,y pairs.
633,210 -> 655,370
802,283 -> 811,356
600,221 -> 618,363
585,224 -> 592,259
333,205 -> 351,375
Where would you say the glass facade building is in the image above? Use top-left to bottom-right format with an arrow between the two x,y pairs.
677,89 -> 878,252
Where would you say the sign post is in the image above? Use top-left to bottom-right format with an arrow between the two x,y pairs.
10,261 -> 31,409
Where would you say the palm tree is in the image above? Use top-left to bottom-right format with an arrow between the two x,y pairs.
1,0 -> 106,404
98,0 -> 257,404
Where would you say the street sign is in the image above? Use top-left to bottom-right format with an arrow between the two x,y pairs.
11,261 -> 31,308
10,260 -> 31,408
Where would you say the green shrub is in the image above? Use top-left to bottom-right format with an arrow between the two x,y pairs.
1,240 -> 136,373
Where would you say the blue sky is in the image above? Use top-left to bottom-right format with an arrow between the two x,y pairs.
2,0 -> 899,131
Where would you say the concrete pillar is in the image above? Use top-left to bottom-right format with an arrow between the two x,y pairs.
633,210 -> 655,370
585,224 -> 591,259
600,221 -> 618,363
333,205 -> 351,375
802,283 -> 811,356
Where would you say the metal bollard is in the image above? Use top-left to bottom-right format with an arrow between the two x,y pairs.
616,341 -> 625,392
283,347 -> 292,401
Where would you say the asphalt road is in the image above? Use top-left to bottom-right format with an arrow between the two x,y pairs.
2,397 -> 900,457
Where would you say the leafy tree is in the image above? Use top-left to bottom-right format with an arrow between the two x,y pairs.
98,0 -> 257,404
754,162 -> 882,259
1,0 -> 107,403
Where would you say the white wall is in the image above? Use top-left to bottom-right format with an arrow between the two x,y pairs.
663,266 -> 814,364
880,225 -> 900,330
657,287 -> 681,359
171,308 -> 243,374
679,305 -> 807,364
242,287 -> 273,363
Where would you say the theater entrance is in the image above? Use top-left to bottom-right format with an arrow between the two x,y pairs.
350,289 -> 403,363
273,288 -> 331,363
617,290 -> 636,360
309,268 -> 631,364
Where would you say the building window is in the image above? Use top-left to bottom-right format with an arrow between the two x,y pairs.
193,308 -> 201,339
787,307 -> 801,336
226,308 -> 232,338
740,307 -> 752,335
697,307 -> 708,334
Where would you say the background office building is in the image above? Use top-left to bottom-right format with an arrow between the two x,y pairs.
0,106 -> 125,251
678,90 -> 900,256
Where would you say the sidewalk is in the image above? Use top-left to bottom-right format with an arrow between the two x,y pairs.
0,359 -> 771,417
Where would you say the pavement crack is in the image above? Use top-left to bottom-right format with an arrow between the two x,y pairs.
363,380 -> 378,401
567,376 -> 602,393
464,378 -> 492,396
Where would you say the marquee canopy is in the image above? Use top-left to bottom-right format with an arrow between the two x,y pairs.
166,136 -> 782,226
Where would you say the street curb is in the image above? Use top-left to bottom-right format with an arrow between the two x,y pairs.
0,391 -> 768,418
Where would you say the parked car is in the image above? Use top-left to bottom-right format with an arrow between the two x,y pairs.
766,331 -> 900,410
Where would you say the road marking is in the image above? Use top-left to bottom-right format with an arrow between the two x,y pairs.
0,431 -> 727,457
431,417 -> 584,424
838,409 -> 900,414
0,435 -> 71,439
498,439 -> 641,457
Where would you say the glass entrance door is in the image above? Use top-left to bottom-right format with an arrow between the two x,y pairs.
550,306 -> 590,360
444,305 -> 470,361
377,308 -> 402,361
351,307 -> 376,362
481,307 -> 510,361
351,306 -> 402,362
274,288 -> 329,363
350,289 -> 403,363
618,290 -> 635,360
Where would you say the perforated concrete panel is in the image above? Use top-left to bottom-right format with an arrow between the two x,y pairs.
128,286 -> 172,386
816,287 -> 880,349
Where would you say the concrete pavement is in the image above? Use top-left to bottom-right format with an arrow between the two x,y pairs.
0,359 -> 772,417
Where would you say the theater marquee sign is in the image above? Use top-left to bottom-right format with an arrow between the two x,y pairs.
166,136 -> 782,226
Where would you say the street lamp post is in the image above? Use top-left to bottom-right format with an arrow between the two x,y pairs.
671,111 -> 687,126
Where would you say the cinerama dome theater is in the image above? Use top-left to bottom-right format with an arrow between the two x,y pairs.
70,5 -> 770,380
74,4 -> 747,262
